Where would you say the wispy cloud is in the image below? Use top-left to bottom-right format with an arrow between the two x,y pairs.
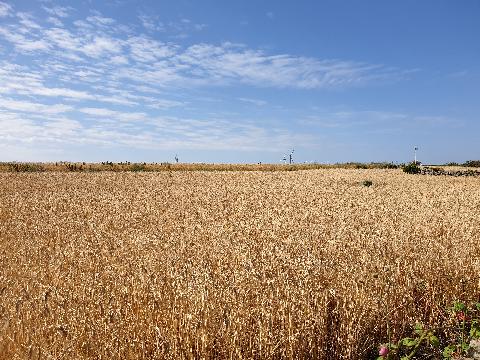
238,97 -> 267,106
0,2 -> 415,159
0,97 -> 73,114
138,14 -> 164,32
81,36 -> 123,58
448,70 -> 468,78
0,5 -> 405,90
46,16 -> 63,27
16,12 -> 43,30
86,13 -> 116,27
0,1 -> 12,17
0,27 -> 51,52
127,35 -> 176,62
79,107 -> 148,122
302,110 -> 460,131
42,5 -> 73,18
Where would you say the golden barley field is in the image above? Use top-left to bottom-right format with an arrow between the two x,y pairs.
1,169 -> 479,359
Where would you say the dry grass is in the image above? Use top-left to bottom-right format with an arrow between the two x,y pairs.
0,162 -> 398,173
0,169 -> 479,359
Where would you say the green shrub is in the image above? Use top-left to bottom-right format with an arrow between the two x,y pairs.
130,163 -> 146,172
8,163 -> 45,172
362,180 -> 373,187
65,163 -> 81,172
403,162 -> 421,174
463,160 -> 480,167
382,163 -> 399,169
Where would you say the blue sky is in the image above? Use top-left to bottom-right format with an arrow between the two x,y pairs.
0,0 -> 478,164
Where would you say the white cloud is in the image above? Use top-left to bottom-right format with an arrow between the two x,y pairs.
238,97 -> 267,106
448,70 -> 468,78
0,4 -> 417,159
86,15 -> 115,27
73,19 -> 93,31
138,14 -> 164,32
0,64 -> 139,106
302,110 -> 459,131
0,112 -> 82,144
176,43 -> 389,89
0,8 -> 403,91
194,24 -> 207,31
81,36 -> 123,58
32,86 -> 93,100
16,38 -> 50,52
147,99 -> 184,109
168,18 -> 207,36
127,35 -> 176,62
46,17 -> 63,27
0,97 -> 73,114
43,27 -> 82,52
115,64 -> 181,86
0,116 -> 41,139
79,107 -> 147,121
110,55 -> 129,65
42,5 -> 72,18
0,1 -> 12,17
78,107 -> 118,117
16,12 -> 42,30
42,118 -> 83,138
0,27 -> 51,52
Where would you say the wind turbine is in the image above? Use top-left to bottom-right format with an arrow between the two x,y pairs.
414,146 -> 418,164
289,149 -> 294,164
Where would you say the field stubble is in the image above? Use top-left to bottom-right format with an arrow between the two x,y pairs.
0,169 -> 479,359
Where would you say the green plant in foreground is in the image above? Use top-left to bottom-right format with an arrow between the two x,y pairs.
377,323 -> 438,360
378,301 -> 480,360
362,180 -> 373,187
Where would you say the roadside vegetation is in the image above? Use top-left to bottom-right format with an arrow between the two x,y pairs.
0,161 -> 401,173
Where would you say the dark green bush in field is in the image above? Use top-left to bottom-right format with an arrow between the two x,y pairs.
8,163 -> 45,172
463,160 -> 480,167
65,163 -> 82,172
362,180 -> 373,187
355,163 -> 369,169
382,163 -> 399,169
403,162 -> 421,174
130,163 -> 146,172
